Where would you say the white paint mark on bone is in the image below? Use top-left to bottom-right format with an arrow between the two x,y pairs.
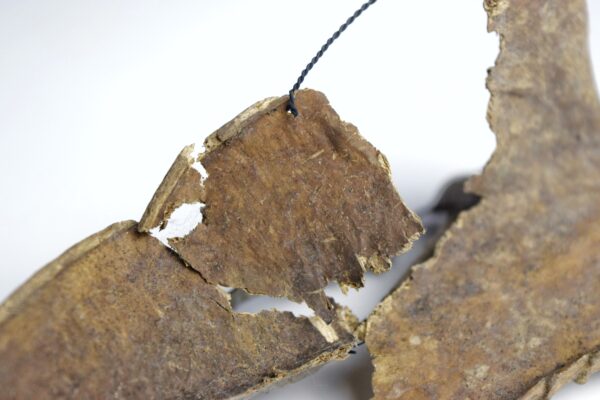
192,161 -> 208,181
190,142 -> 209,182
189,141 -> 206,159
149,202 -> 205,247
149,143 -> 208,247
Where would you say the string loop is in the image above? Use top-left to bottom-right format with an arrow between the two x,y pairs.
287,0 -> 379,117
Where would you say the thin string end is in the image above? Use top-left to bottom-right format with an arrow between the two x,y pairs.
285,0 -> 379,117
287,91 -> 299,117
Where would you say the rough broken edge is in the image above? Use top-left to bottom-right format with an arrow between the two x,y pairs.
483,0 -> 600,397
217,304 -> 359,400
228,335 -> 355,400
365,1 -> 600,399
0,220 -> 138,326
137,89 -> 422,317
138,90 -> 421,256
365,214 -> 462,337
132,90 -> 422,395
137,96 -> 282,233
0,219 -> 360,400
520,348 -> 600,400
233,306 -> 361,400
138,145 -> 200,232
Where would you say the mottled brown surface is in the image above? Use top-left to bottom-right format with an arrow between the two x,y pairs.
0,222 -> 356,399
140,90 -> 423,322
367,1 -> 600,399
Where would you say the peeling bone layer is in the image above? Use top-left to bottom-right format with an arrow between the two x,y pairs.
139,144 -> 206,231
149,201 -> 204,247
0,88 -> 422,398
0,222 -> 356,399
139,89 -> 423,322
366,1 -> 600,399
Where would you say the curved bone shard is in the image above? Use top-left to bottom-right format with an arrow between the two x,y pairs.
367,1 -> 600,399
0,222 -> 356,399
140,89 -> 423,322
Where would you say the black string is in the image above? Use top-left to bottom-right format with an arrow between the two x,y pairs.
287,0 -> 379,117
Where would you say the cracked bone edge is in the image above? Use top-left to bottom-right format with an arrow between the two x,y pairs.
149,202 -> 205,248
309,316 -> 340,344
139,143 -> 207,233
190,142 -> 208,182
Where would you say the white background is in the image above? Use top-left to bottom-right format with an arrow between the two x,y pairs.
1,1 -> 599,398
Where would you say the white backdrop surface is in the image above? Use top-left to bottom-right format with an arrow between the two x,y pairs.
1,1 -> 599,399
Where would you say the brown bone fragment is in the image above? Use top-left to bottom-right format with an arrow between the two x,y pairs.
140,89 -> 423,322
0,222 -> 357,399
366,0 -> 600,399
0,89 -> 421,398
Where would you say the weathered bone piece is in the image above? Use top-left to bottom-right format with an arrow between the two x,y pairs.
140,89 -> 423,322
366,0 -> 600,399
0,222 -> 357,399
0,89 -> 422,399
